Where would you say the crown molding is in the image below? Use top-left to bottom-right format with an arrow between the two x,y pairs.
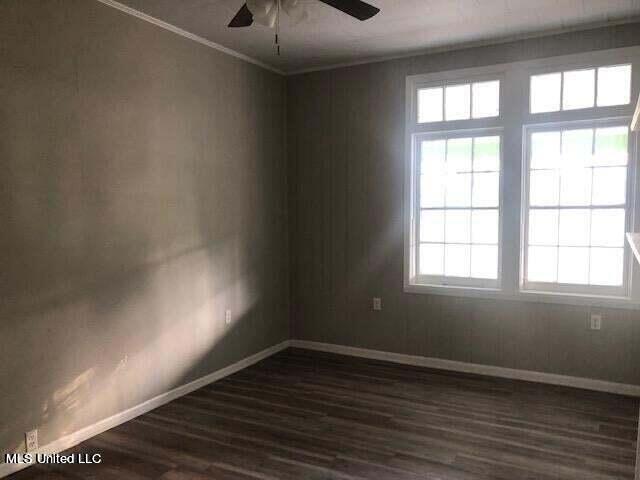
95,0 -> 284,75
93,2 -> 640,78
287,16 -> 640,76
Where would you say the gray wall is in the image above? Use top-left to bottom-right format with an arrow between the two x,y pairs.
287,23 -> 640,386
2,0 -> 639,465
1,0 -> 288,456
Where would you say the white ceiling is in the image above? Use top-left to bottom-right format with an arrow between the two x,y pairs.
118,0 -> 640,73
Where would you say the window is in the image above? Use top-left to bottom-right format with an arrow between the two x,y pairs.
523,122 -> 630,295
530,64 -> 631,113
418,79 -> 500,123
418,134 -> 501,286
410,74 -> 503,290
406,47 -> 639,306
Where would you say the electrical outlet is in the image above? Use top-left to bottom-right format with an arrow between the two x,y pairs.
589,313 -> 602,331
25,430 -> 37,452
225,309 -> 232,325
372,297 -> 382,311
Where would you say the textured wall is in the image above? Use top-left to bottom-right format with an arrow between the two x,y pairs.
288,23 -> 640,386
0,0 -> 288,456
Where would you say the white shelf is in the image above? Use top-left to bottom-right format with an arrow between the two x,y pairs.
632,93 -> 639,131
626,232 -> 640,265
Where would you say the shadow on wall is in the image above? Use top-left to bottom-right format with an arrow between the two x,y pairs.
0,0 -> 287,458
0,138 -> 283,458
1,283 -> 264,457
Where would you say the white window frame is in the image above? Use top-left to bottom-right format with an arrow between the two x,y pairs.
520,117 -> 636,298
405,46 -> 640,308
408,70 -> 505,291
412,128 -> 504,290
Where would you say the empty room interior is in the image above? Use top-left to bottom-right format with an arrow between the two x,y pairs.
4,0 -> 640,479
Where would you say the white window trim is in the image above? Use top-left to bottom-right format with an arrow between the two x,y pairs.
405,46 -> 640,308
412,128 -> 504,290
520,117 -> 637,299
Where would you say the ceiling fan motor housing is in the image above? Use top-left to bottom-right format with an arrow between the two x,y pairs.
246,0 -> 307,28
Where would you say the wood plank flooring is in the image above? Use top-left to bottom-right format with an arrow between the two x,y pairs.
9,348 -> 639,479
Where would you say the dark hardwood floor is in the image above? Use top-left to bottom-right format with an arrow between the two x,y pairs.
10,348 -> 639,479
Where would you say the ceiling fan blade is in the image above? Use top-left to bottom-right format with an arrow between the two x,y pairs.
317,0 -> 379,21
228,3 -> 254,27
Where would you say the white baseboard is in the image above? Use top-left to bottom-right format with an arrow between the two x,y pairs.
0,340 -> 291,479
290,339 -> 640,397
3,338 -> 637,478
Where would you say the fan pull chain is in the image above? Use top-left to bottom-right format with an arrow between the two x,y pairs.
275,0 -> 281,55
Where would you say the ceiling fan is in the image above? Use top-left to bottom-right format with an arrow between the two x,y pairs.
228,0 -> 380,54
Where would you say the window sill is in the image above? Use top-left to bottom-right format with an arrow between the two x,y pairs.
404,282 -> 640,309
